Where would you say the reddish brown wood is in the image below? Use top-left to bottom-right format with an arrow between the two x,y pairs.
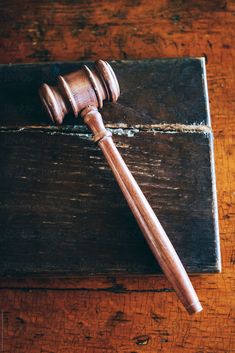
0,1 -> 234,352
39,62 -> 202,314
39,60 -> 119,125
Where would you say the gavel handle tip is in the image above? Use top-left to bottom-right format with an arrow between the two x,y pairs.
187,301 -> 203,315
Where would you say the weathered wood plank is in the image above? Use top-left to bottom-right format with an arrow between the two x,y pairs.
0,128 -> 219,275
0,58 -> 219,275
0,58 -> 209,126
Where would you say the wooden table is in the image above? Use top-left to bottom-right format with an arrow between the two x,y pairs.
0,1 -> 234,352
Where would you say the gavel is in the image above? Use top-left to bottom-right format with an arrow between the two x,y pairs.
39,60 -> 202,315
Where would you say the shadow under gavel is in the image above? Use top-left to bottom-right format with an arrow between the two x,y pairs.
39,60 -> 202,315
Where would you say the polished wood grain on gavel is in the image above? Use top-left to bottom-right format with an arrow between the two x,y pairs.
39,60 -> 202,315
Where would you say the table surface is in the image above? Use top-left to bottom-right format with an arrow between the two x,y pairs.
0,1 -> 234,352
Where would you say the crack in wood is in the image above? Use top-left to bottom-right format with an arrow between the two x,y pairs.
0,123 -> 211,137
133,334 -> 150,345
0,286 -> 174,293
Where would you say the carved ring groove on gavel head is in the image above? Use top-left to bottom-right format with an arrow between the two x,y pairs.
39,60 -> 120,125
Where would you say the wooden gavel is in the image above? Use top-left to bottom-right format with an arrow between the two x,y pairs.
39,60 -> 202,315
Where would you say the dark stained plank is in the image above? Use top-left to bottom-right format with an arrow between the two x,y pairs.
0,128 -> 220,275
0,58 -> 209,126
0,58 -> 220,275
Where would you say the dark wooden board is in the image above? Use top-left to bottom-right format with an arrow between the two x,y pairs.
0,58 -> 220,276
0,58 -> 209,126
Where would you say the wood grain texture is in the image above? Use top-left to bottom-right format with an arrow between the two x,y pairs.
0,0 -> 234,352
0,130 -> 218,275
0,58 -> 208,126
0,58 -> 219,277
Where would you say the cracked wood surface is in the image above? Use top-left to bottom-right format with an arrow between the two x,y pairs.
0,130 -> 218,275
0,58 -> 219,275
0,1 -> 234,352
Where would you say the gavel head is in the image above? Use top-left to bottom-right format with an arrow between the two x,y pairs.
39,60 -> 120,125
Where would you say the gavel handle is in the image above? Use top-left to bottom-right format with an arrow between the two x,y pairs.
83,107 -> 202,315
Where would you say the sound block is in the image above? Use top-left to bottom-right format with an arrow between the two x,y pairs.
0,58 -> 221,276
